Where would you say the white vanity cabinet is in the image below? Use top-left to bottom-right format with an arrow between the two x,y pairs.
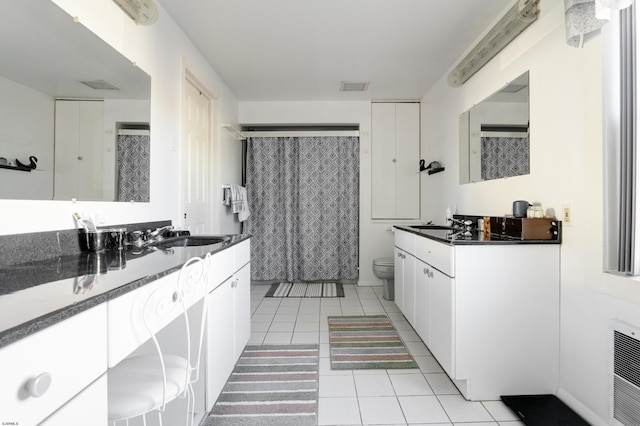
394,228 -> 559,400
205,239 -> 251,410
0,304 -> 107,426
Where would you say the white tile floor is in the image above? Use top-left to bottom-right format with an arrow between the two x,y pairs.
249,283 -> 525,426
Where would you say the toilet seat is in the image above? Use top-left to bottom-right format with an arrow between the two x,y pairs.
373,257 -> 394,267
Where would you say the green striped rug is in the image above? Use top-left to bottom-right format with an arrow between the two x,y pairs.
328,315 -> 418,370
202,344 -> 319,426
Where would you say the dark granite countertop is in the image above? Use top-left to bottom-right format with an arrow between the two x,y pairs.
0,233 -> 250,349
394,225 -> 562,245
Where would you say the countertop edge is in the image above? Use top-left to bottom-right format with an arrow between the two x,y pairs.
393,225 -> 562,245
0,234 -> 251,350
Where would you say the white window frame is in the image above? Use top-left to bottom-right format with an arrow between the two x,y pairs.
603,3 -> 640,275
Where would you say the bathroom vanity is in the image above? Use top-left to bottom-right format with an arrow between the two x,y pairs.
394,224 -> 560,401
0,231 -> 250,425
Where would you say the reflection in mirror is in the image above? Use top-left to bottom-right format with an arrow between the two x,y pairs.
0,0 -> 151,202
459,72 -> 529,184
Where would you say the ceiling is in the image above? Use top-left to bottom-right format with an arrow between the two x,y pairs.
157,0 -> 514,102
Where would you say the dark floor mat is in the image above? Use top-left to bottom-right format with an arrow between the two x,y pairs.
501,394 -> 591,426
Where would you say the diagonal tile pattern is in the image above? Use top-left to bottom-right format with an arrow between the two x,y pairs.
250,283 -> 524,426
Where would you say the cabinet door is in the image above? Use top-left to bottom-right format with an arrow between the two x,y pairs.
206,277 -> 235,410
430,268 -> 455,376
414,260 -> 430,346
394,247 -> 404,313
233,263 -> 251,359
394,103 -> 420,218
403,252 -> 416,326
372,103 -> 396,219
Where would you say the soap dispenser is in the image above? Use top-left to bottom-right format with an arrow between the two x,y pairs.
445,205 -> 452,224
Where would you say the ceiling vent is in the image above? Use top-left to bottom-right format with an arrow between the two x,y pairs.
340,81 -> 369,92
80,80 -> 120,90
113,0 -> 159,25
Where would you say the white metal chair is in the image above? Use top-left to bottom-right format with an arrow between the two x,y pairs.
108,254 -> 210,426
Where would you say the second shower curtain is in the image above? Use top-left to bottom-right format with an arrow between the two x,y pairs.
244,135 -> 359,282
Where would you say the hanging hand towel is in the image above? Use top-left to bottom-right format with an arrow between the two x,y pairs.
227,184 -> 246,214
238,186 -> 251,222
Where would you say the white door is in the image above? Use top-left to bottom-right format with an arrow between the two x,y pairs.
182,77 -> 212,233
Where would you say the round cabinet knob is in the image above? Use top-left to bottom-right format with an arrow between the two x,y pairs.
423,268 -> 428,275
77,156 -> 83,160
26,372 -> 52,398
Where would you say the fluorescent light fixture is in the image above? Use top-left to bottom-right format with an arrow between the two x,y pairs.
340,81 -> 369,92
112,0 -> 159,25
80,80 -> 121,90
448,0 -> 540,87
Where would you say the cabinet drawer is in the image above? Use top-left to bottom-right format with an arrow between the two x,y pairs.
414,236 -> 454,277
107,273 -> 178,367
0,305 -> 107,426
394,229 -> 415,253
208,247 -> 234,292
41,374 -> 107,426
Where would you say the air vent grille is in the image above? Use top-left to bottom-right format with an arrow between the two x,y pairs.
113,0 -> 158,25
612,323 -> 640,426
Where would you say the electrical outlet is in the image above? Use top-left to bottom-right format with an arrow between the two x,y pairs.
562,204 -> 573,226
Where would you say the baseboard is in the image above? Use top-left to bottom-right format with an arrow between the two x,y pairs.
556,388 -> 607,426
357,280 -> 383,287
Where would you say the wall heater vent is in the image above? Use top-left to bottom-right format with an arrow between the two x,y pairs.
611,320 -> 640,426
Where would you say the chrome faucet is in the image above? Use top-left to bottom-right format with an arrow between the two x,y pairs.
145,225 -> 174,244
448,217 -> 473,230
126,225 -> 174,247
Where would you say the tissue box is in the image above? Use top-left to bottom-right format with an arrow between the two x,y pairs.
489,217 -> 558,240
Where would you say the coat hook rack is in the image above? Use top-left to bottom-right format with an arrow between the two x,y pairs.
420,159 -> 445,175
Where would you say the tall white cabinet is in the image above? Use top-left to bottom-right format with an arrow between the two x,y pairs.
371,102 -> 420,219
53,100 -> 106,200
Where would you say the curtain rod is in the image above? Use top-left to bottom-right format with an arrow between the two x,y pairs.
243,130 -> 359,138
222,124 -> 246,140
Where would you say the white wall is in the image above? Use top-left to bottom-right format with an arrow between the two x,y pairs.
421,0 -> 640,424
0,76 -> 54,200
239,101 -> 409,286
0,0 -> 240,236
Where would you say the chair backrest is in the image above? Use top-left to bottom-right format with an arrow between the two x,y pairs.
178,253 -> 210,384
141,254 -> 209,412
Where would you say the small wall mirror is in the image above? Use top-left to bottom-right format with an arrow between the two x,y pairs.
459,72 -> 529,184
0,0 -> 151,202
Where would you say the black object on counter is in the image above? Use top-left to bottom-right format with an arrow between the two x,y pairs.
501,394 -> 590,426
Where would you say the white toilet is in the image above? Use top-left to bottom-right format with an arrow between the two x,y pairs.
372,257 -> 395,301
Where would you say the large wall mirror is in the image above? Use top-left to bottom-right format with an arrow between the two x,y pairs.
459,72 -> 529,184
0,0 -> 151,202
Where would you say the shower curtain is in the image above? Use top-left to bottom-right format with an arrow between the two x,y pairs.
244,135 -> 359,282
480,136 -> 530,181
117,132 -> 150,202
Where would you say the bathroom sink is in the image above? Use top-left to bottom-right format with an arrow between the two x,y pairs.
149,235 -> 231,248
409,225 -> 457,230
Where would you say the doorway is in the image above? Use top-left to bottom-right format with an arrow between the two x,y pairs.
181,72 -> 215,233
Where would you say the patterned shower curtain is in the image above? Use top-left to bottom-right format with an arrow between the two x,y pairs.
481,136 -> 530,181
244,136 -> 359,281
117,133 -> 150,202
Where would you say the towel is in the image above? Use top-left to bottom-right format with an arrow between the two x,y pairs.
238,186 -> 251,222
223,184 -> 250,221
